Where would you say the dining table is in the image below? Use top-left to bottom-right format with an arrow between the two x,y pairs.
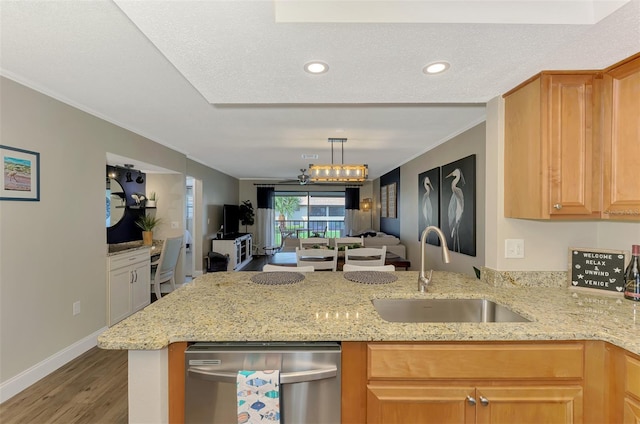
269,250 -> 411,270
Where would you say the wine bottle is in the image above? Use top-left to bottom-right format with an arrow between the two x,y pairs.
624,244 -> 640,301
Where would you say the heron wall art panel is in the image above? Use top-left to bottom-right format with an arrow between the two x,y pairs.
440,154 -> 476,256
418,167 -> 440,245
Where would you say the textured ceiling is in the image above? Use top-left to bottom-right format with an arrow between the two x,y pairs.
1,1 -> 639,181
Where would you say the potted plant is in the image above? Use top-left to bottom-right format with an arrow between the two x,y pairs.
136,214 -> 161,245
239,200 -> 255,233
146,192 -> 158,208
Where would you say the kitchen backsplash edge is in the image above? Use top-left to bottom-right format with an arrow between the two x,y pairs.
481,267 -> 568,288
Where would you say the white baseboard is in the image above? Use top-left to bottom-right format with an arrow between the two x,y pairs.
192,270 -> 203,277
0,327 -> 108,403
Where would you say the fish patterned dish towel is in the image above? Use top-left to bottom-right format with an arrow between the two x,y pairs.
237,370 -> 280,423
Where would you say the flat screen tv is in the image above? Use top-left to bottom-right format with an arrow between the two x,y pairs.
222,204 -> 240,236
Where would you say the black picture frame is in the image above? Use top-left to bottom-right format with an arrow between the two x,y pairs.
441,154 -> 476,256
418,167 -> 440,245
0,145 -> 40,201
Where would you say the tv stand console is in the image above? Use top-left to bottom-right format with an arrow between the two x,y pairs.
211,233 -> 252,271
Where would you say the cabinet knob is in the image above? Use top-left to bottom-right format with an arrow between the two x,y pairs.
466,395 -> 476,406
553,203 -> 562,210
480,396 -> 490,406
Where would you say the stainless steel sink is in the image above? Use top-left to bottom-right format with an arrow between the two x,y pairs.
372,298 -> 530,323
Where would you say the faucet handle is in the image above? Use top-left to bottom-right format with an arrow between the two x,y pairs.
418,269 -> 434,292
421,269 -> 433,283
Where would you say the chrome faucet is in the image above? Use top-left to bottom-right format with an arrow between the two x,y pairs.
418,226 -> 451,292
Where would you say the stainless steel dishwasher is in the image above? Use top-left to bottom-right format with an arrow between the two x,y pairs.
185,342 -> 341,424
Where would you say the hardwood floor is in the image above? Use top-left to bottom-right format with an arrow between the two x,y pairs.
240,254 -> 270,271
0,347 -> 128,424
1,256 -> 271,423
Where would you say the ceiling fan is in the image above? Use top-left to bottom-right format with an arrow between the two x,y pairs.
278,169 -> 311,185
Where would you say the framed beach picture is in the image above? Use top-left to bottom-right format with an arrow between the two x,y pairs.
1,145 -> 40,201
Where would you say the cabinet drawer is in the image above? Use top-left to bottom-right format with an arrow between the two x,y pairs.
108,249 -> 150,270
627,356 -> 640,399
368,343 -> 584,380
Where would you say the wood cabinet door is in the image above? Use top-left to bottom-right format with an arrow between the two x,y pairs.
504,73 -> 598,219
476,386 -> 584,424
108,267 -> 132,326
624,396 -> 640,424
367,385 -> 475,424
131,261 -> 150,313
504,77 -> 544,219
602,55 -> 640,221
544,74 -> 599,217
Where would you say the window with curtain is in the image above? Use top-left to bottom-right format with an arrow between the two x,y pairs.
274,191 -> 346,242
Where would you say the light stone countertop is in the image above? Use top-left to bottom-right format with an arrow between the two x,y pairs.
107,240 -> 163,256
97,271 -> 640,354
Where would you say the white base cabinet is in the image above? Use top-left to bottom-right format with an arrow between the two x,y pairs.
211,234 -> 252,271
108,248 -> 150,326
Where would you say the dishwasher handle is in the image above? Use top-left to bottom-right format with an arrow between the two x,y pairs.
188,366 -> 337,384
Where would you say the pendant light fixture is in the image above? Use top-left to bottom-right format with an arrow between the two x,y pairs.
309,138 -> 368,183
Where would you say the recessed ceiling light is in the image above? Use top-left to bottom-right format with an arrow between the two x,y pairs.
304,61 -> 329,74
423,61 -> 450,75
302,154 -> 318,160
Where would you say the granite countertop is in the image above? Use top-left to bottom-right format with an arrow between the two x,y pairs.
107,240 -> 163,256
97,271 -> 640,354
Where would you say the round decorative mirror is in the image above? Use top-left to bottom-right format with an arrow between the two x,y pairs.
106,178 -> 126,227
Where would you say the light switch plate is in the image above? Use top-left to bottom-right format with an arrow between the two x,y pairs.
505,239 -> 525,258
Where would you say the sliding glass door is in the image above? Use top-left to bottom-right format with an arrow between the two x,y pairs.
274,191 -> 345,245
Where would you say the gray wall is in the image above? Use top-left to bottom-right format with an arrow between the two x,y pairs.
187,159 -> 239,274
400,122 -> 486,275
0,77 -> 238,387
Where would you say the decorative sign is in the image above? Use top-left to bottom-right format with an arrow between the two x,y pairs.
569,248 -> 629,294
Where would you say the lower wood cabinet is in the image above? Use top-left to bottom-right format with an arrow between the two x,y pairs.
624,355 -> 640,423
624,397 -> 640,423
107,249 -> 150,326
367,385 -> 475,424
367,384 -> 583,424
343,341 -> 587,424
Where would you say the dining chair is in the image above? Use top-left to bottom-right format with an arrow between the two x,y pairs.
343,264 -> 396,272
151,235 -> 183,299
311,225 -> 328,237
344,245 -> 387,267
295,247 -> 338,271
263,264 -> 315,272
299,237 -> 330,249
333,236 -> 364,250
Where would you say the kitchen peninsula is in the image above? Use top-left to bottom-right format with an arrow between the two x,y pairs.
98,271 -> 640,423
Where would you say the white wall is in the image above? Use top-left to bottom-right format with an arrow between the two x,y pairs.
146,173 -> 186,280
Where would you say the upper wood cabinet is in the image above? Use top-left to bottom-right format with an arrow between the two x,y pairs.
504,52 -> 640,221
504,72 -> 600,219
602,54 -> 640,221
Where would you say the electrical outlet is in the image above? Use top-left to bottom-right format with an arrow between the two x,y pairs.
171,221 -> 179,229
73,301 -> 81,316
505,239 -> 525,258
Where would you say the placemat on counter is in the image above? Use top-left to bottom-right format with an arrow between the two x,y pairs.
343,271 -> 397,284
250,272 -> 305,285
